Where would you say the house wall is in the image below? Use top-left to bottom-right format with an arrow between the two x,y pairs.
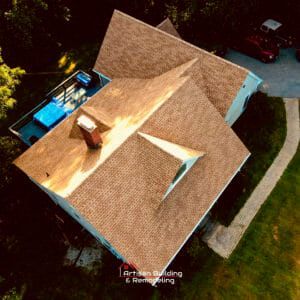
30,177 -> 125,262
225,72 -> 263,126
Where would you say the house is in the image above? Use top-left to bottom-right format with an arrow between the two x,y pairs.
12,10 -> 262,285
94,11 -> 263,126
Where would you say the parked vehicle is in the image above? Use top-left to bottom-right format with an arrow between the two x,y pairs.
235,35 -> 279,63
260,19 -> 294,48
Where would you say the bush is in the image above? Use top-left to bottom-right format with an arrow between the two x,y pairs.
0,136 -> 21,190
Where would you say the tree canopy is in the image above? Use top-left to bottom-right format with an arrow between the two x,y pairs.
0,0 -> 71,68
1,0 -> 300,69
0,49 -> 25,120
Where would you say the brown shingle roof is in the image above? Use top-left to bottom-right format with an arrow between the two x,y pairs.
68,76 -> 249,283
15,59 -> 249,284
94,10 -> 249,116
138,132 -> 205,161
14,11 -> 251,285
14,60 -> 194,197
156,18 -> 181,38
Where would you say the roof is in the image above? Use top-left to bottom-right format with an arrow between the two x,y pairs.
14,11 -> 251,285
138,132 -> 205,161
156,18 -> 181,38
15,60 -> 193,197
15,60 -> 249,284
94,10 -> 249,117
262,19 -> 282,31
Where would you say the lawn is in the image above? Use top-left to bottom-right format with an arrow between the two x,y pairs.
173,145 -> 300,300
211,93 -> 287,225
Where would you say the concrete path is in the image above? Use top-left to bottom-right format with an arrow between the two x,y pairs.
226,49 -> 300,98
203,99 -> 299,258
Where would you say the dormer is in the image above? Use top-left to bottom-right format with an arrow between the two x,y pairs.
138,132 -> 205,200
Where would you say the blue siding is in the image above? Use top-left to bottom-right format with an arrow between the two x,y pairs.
225,72 -> 263,126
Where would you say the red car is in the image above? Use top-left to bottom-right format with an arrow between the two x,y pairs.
237,35 -> 279,63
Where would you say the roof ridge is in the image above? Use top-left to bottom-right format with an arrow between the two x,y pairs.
65,74 -> 191,197
104,58 -> 198,82
156,57 -> 199,80
156,17 -> 181,39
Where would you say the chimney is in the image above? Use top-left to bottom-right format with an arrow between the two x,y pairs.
77,115 -> 102,149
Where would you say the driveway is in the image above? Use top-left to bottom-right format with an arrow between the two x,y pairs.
226,48 -> 300,98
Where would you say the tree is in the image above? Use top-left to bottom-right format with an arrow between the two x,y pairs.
0,48 -> 25,120
0,136 -> 21,190
0,0 -> 71,68
3,1 -> 48,52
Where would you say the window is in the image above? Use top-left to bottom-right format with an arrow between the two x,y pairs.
243,95 -> 250,110
172,163 -> 187,183
164,157 -> 199,199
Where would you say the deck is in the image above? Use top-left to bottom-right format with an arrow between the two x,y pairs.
10,70 -> 111,146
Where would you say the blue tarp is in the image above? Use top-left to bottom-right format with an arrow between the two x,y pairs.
33,102 -> 66,130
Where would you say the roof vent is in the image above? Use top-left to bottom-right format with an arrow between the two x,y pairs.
77,115 -> 102,149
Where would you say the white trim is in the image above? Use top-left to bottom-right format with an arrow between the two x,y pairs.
92,69 -> 111,83
151,152 -> 251,286
248,71 -> 262,82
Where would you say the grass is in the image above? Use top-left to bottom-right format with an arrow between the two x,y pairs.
211,93 -> 287,225
173,145 -> 300,300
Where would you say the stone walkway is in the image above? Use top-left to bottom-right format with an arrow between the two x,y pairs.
203,99 -> 299,258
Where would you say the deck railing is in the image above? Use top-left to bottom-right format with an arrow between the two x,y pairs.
9,70 -> 86,136
9,69 -> 110,144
